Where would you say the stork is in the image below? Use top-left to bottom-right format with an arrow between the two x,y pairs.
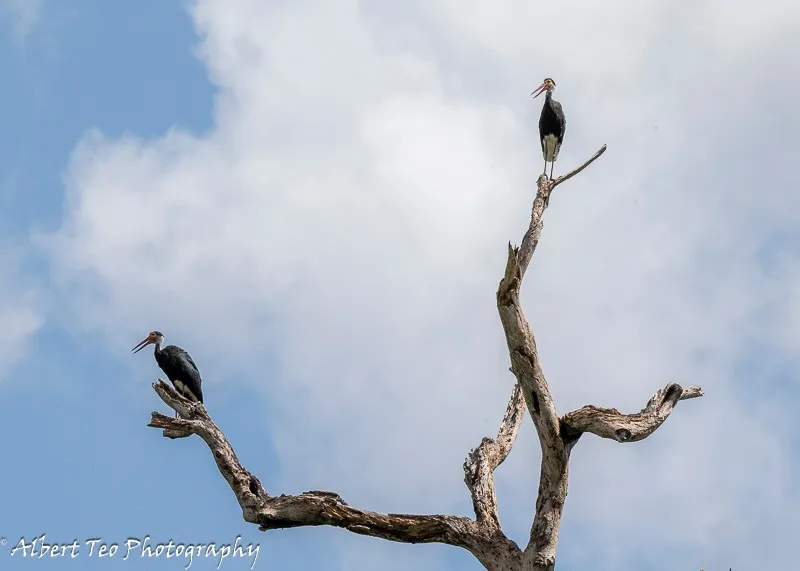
132,331 -> 204,417
531,78 -> 566,180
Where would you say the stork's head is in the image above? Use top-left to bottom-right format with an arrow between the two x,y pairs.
132,330 -> 164,354
531,78 -> 556,98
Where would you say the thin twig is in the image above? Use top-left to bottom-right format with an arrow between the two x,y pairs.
551,144 -> 607,190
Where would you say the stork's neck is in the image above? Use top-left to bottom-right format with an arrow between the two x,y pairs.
153,340 -> 163,354
545,90 -> 553,102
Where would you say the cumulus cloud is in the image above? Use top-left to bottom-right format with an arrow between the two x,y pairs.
45,0 -> 800,569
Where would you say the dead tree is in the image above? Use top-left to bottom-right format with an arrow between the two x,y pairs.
148,145 -> 704,570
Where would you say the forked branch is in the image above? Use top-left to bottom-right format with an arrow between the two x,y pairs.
149,380 -> 522,569
496,151 -> 612,568
493,145 -> 703,569
147,141 -> 704,571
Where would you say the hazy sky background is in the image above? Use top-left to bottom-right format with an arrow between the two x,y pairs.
1,1 -> 799,570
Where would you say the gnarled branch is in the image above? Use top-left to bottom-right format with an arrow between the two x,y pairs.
463,381 -> 526,530
149,380 -> 521,570
497,160 -> 599,568
562,382 -> 704,442
146,141 -> 705,571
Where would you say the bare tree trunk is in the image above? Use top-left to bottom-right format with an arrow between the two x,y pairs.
147,144 -> 703,570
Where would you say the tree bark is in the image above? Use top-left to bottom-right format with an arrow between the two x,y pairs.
147,144 -> 703,570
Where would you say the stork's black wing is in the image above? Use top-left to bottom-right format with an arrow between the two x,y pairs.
156,345 -> 204,403
176,347 -> 200,375
551,100 -> 566,145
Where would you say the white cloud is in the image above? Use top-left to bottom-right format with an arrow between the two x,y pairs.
45,0 -> 800,569
0,247 -> 43,377
1,0 -> 42,45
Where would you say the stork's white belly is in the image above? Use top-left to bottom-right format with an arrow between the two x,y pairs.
173,379 -> 187,395
542,134 -> 560,162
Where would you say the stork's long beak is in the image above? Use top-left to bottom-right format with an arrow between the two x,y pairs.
531,82 -> 547,98
131,336 -> 154,354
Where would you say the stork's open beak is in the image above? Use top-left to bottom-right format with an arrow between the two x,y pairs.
131,336 -> 154,354
531,82 -> 547,98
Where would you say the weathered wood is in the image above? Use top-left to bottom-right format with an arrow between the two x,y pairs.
561,383 -> 704,443
149,380 -> 521,569
464,382 -> 526,531
147,144 -> 703,570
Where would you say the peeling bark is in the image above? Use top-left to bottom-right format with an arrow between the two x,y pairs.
147,144 -> 703,570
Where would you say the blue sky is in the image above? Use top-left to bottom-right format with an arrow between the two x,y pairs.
0,2 -> 275,570
1,1 -> 800,570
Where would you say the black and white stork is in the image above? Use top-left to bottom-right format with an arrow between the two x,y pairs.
531,78 -> 566,180
132,331 -> 204,417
